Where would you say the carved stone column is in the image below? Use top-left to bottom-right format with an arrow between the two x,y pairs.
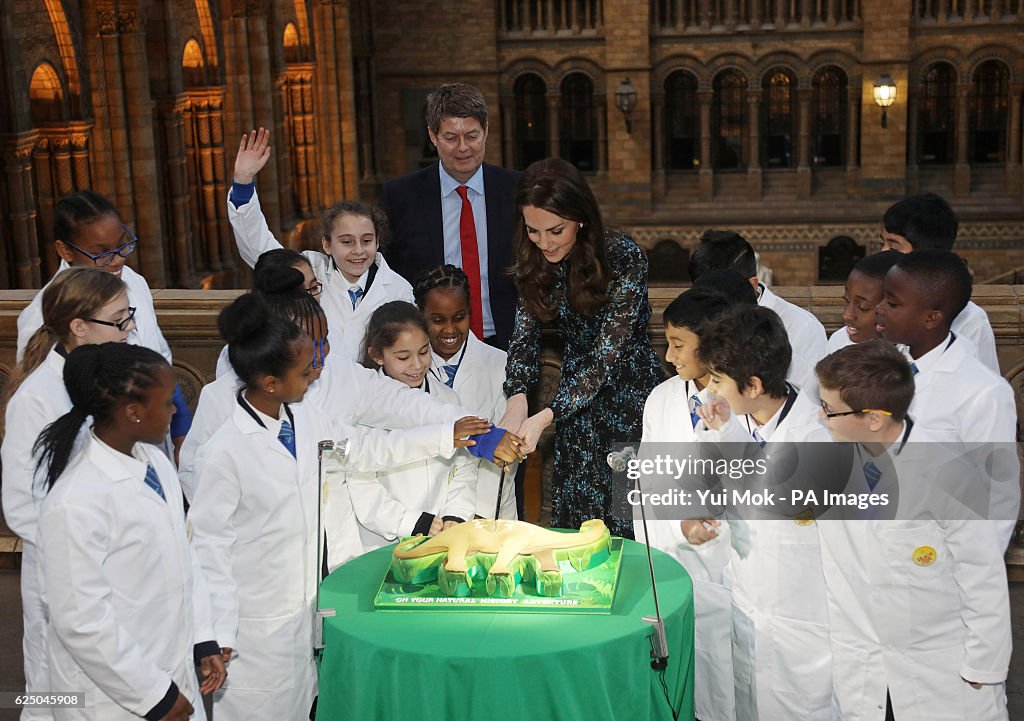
797,87 -> 813,199
3,137 -> 42,288
162,97 -> 194,287
698,90 -> 714,201
1006,82 -> 1022,195
547,94 -> 561,159
651,92 -> 666,199
747,90 -> 762,200
906,89 -> 920,193
954,83 -> 971,197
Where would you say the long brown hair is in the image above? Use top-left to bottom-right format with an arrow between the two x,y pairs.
2,267 -> 126,431
510,158 -> 609,322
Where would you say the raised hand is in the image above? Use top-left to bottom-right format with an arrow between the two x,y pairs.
233,128 -> 272,184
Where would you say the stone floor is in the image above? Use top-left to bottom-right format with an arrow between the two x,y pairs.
0,569 -> 1020,720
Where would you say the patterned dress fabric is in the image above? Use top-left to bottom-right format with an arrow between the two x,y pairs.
504,233 -> 662,537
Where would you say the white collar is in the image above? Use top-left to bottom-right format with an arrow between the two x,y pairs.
904,332 -> 954,375
439,163 -> 484,198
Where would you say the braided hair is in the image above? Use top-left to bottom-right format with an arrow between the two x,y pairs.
34,343 -> 169,492
54,190 -> 119,245
412,263 -> 471,311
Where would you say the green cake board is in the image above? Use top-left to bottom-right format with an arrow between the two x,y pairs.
374,537 -> 624,614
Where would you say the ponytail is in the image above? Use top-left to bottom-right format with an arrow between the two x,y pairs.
33,343 -> 167,491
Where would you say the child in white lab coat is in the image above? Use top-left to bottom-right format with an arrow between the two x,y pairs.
228,128 -> 412,360
413,264 -> 521,519
815,340 -> 1011,721
826,251 -> 902,352
35,343 -> 225,721
2,268 -> 130,721
874,250 -> 1019,550
688,230 -> 828,378
349,301 -> 515,549
634,283 -> 760,721
695,305 -> 834,721
188,295 -> 490,721
878,192 -> 998,373
16,190 -> 191,451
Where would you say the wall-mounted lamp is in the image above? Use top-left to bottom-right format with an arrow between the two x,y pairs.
872,73 -> 897,128
615,77 -> 638,134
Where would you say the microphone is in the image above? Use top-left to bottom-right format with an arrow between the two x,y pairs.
606,445 -> 637,473
608,444 -> 669,670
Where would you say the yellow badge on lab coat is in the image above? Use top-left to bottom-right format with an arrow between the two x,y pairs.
912,546 -> 937,566
793,509 -> 815,526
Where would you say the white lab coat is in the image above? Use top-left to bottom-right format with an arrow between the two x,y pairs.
1,348 -> 76,721
431,333 -> 518,519
348,373 -> 477,553
699,390 -> 835,721
817,425 -> 1011,721
758,284 -> 828,370
634,375 -> 736,721
188,398 -> 456,721
826,326 -> 853,354
906,333 -> 1020,551
16,262 -> 172,364
227,189 -> 413,361
952,300 -> 999,374
38,434 -> 213,721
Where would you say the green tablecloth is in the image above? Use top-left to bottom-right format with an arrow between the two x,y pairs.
316,538 -> 695,721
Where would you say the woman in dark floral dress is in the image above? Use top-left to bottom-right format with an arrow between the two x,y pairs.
501,158 -> 662,538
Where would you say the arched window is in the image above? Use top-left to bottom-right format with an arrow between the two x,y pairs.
29,63 -> 65,123
812,66 -> 846,167
713,70 -> 746,170
970,60 -> 1009,164
664,71 -> 699,170
918,62 -> 956,165
515,74 -> 549,169
283,22 -> 303,64
762,68 -> 796,168
646,239 -> 691,283
182,39 -> 205,88
559,73 -> 598,171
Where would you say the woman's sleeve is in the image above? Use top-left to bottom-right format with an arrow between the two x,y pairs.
502,300 -> 542,398
548,237 -> 650,419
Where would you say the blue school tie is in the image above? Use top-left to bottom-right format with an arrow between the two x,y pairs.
348,286 -> 364,310
278,419 -> 297,458
442,364 -> 459,388
910,362 -> 919,376
863,460 -> 882,491
689,394 -> 702,429
143,464 -> 166,502
751,427 -> 767,449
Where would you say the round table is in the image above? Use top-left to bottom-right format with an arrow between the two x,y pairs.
315,538 -> 694,721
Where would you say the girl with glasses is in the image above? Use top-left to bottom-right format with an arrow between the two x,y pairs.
15,190 -> 193,457
1,267 -> 131,721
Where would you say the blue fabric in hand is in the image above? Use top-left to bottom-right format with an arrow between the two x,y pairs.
464,426 -> 507,463
169,384 -> 192,439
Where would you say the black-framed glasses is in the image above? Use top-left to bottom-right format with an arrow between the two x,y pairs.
819,400 -> 893,419
64,225 -> 138,267
85,306 -> 137,332
307,280 -> 324,298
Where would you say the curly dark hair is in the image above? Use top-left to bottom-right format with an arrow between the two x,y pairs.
698,306 -> 791,398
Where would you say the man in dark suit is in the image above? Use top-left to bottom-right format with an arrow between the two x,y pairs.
381,83 -> 521,350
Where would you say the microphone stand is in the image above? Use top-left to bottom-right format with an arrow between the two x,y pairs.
609,447 -> 669,670
493,464 -> 507,531
313,439 -> 341,652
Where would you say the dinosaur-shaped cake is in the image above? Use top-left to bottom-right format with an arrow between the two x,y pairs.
390,519 -> 611,598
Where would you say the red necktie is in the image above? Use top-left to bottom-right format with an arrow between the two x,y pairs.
455,186 -> 484,339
